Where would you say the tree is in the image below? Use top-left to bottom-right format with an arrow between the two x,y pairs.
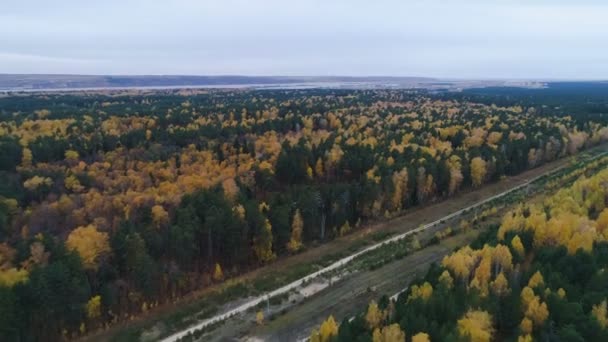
287,209 -> 304,253
373,323 -> 405,342
366,300 -> 383,330
448,155 -> 464,194
525,297 -> 549,326
151,205 -> 169,228
66,225 -> 110,270
491,272 -> 510,297
511,235 -> 525,257
411,332 -> 430,342
408,282 -> 433,302
254,218 -> 276,263
85,295 -> 102,320
213,263 -> 224,281
457,310 -> 495,342
318,315 -> 339,342
470,157 -> 487,187
592,300 -> 607,329
527,271 -> 544,289
391,168 -> 409,211
21,147 -> 32,167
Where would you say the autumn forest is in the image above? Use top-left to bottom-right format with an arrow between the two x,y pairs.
1,87 -> 608,341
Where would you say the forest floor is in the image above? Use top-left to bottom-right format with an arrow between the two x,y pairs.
85,144 -> 608,342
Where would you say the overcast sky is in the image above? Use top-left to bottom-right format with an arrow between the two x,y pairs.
1,0 -> 608,79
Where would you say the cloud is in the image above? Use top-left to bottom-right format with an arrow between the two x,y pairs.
1,0 -> 607,78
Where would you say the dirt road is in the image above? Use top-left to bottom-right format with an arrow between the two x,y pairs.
161,147 -> 608,342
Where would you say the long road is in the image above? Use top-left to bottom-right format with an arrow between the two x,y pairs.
162,149 -> 608,342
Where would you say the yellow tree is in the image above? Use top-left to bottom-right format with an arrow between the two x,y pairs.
391,168 -> 409,211
408,282 -> 433,302
66,225 -> 110,270
318,315 -> 339,342
470,157 -> 487,187
490,272 -> 510,297
518,335 -> 533,342
21,147 -> 33,167
457,310 -> 495,342
372,323 -> 405,342
287,209 -> 304,253
592,300 -> 608,328
527,271 -> 544,289
85,295 -> 102,320
438,270 -> 454,289
256,310 -> 264,325
65,149 -> 79,162
520,317 -> 533,335
254,219 -> 276,263
525,297 -> 549,326
0,268 -> 28,287
213,263 -> 224,281
448,155 -> 464,195
315,158 -> 324,177
511,235 -> 525,257
221,178 -> 239,202
411,332 -> 430,342
366,300 -> 384,330
151,205 -> 169,228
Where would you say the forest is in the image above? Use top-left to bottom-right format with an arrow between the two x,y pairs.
1,88 -> 608,340
314,160 -> 608,342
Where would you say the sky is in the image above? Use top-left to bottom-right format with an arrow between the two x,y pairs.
1,0 -> 608,79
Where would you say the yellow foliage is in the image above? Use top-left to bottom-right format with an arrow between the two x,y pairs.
151,205 -> 169,228
438,270 -> 454,289
527,271 -> 544,289
253,219 -> 276,263
486,131 -> 503,146
315,158 -> 324,177
525,297 -> 549,326
0,267 -> 29,287
490,272 -> 510,297
592,300 -> 608,328
221,178 -> 240,201
411,332 -> 430,342
511,235 -> 525,257
520,317 -> 533,335
23,175 -> 53,191
518,335 -> 533,342
372,324 -> 406,342
391,168 -> 409,211
256,310 -> 264,325
470,157 -> 487,187
65,175 -> 84,192
521,287 -> 536,309
22,147 -> 32,167
366,300 -> 384,330
65,149 -> 79,161
86,295 -> 102,319
213,263 -> 224,281
66,225 -> 110,270
457,310 -> 495,342
232,204 -> 246,221
408,282 -> 433,302
318,315 -> 339,342
287,209 -> 304,252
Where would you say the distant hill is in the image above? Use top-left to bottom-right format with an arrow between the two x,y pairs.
0,74 -> 438,91
0,74 -> 554,92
